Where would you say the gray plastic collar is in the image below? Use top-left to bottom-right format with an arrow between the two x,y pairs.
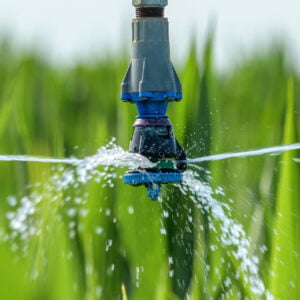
132,0 -> 168,7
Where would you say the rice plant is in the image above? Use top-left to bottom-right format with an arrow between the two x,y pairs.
0,36 -> 299,299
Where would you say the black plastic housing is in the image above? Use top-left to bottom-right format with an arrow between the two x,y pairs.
129,118 -> 187,171
129,126 -> 177,159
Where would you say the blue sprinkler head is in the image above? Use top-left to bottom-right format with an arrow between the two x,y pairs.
121,0 -> 186,200
124,168 -> 184,201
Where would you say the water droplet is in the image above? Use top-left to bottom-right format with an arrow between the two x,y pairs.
86,265 -> 93,275
7,196 -> 17,207
69,230 -> 76,239
168,256 -> 174,265
79,208 -> 89,217
163,210 -> 169,218
160,228 -> 167,235
95,227 -> 103,235
128,206 -> 134,215
96,286 -> 103,297
105,239 -> 113,251
69,221 -> 76,229
75,197 -> 83,204
67,208 -> 77,217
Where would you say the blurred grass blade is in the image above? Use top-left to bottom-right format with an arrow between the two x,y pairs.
122,284 -> 128,300
270,78 -> 300,298
0,243 -> 32,300
0,36 -> 299,300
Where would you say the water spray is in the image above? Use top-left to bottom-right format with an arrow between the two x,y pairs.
122,0 -> 187,200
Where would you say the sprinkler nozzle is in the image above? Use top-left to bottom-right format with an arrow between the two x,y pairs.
147,184 -> 161,201
122,0 -> 186,200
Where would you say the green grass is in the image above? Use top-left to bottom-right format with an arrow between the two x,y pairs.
0,35 -> 299,299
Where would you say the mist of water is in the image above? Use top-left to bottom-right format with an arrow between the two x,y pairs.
4,140 -> 153,247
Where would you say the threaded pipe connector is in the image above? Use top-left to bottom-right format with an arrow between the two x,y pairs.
136,7 -> 164,18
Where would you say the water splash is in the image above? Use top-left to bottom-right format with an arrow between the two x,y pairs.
179,171 -> 271,298
0,140 -> 154,169
186,143 -> 300,164
4,140 -> 153,249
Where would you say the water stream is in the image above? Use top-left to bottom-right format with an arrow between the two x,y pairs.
1,142 -> 298,166
0,140 -> 154,169
0,155 -> 80,164
186,143 -> 300,163
1,141 -> 299,298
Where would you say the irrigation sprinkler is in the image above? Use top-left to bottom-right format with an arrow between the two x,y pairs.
122,0 -> 187,200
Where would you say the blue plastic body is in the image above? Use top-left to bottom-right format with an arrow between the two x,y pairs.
121,92 -> 182,118
147,185 -> 162,201
124,172 -> 183,185
121,92 -> 183,102
124,172 -> 183,201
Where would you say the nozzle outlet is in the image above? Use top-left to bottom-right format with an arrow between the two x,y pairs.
147,184 -> 161,201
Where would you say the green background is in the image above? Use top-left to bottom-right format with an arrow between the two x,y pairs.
0,34 -> 299,299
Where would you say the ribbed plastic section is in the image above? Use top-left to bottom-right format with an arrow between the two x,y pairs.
136,7 -> 164,18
